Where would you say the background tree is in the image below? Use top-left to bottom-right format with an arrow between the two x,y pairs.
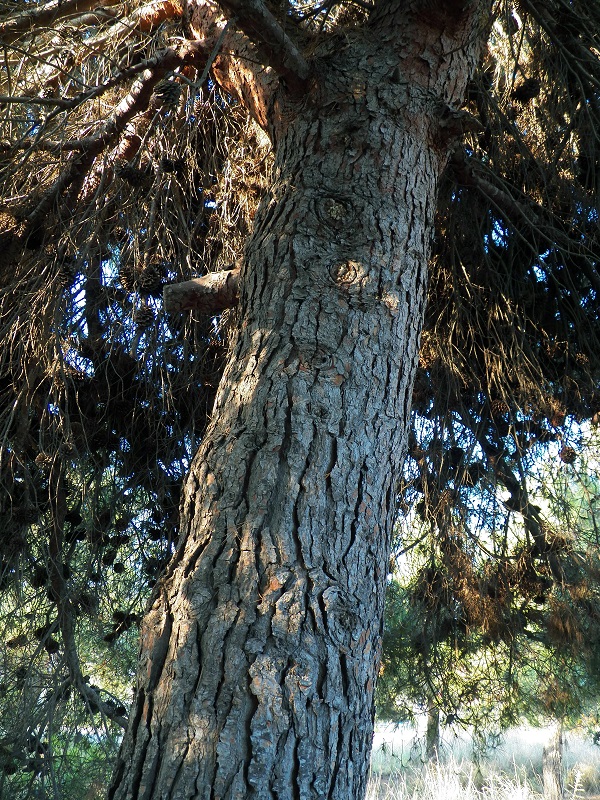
378,432 -> 600,748
0,0 -> 599,798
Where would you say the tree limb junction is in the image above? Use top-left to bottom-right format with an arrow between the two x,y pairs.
214,0 -> 309,90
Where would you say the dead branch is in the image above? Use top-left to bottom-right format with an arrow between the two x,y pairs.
25,40 -> 206,229
190,0 -> 282,127
0,44 -> 196,115
58,42 -> 204,151
82,0 -> 184,49
163,267 -> 240,313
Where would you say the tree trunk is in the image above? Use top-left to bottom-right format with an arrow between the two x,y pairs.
108,4 -> 488,799
425,702 -> 440,762
543,723 -> 564,800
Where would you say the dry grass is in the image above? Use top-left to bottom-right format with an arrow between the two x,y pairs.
368,726 -> 600,800
367,763 -> 536,800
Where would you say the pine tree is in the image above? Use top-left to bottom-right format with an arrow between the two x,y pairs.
0,0 -> 598,797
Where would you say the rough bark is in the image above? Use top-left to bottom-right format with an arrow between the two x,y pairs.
213,0 -> 309,91
108,2 -> 490,798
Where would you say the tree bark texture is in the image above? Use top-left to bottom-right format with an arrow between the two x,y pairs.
109,3 -> 489,798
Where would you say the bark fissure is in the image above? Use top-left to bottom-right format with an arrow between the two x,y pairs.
168,739 -> 190,798
129,693 -> 154,800
139,738 -> 161,800
147,605 -> 174,692
327,713 -> 345,800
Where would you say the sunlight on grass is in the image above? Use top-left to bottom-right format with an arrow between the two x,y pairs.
367,760 -> 539,800
367,726 -> 600,800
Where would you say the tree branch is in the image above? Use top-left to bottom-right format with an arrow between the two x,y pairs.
24,40 -> 205,231
60,42 -> 203,150
214,0 -> 310,91
0,0 -> 122,44
47,462 -> 128,730
0,47 -> 197,126
82,0 -> 184,49
449,147 -> 600,295
448,147 -> 538,224
163,268 -> 240,313
190,0 -> 288,127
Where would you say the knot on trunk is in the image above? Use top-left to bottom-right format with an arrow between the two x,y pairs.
331,260 -> 361,286
329,260 -> 377,310
316,195 -> 355,231
322,586 -> 360,648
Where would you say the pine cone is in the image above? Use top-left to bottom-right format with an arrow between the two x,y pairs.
111,226 -> 128,246
44,638 -> 60,654
490,399 -> 509,417
160,156 -> 185,174
11,505 -> 39,525
64,366 -> 88,384
56,265 -> 75,289
153,79 -> 181,110
138,261 -> 164,293
34,624 -> 52,640
0,210 -> 21,236
512,78 -> 540,103
465,462 -> 486,487
115,163 -> 153,189
34,452 -> 52,469
559,446 -> 576,464
89,429 -> 120,451
133,306 -> 155,327
7,633 -> 29,649
119,263 -> 137,292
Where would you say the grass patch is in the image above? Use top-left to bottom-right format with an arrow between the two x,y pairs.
368,725 -> 600,799
367,760 -> 538,800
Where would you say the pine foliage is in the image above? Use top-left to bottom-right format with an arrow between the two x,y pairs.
387,0 -> 600,733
